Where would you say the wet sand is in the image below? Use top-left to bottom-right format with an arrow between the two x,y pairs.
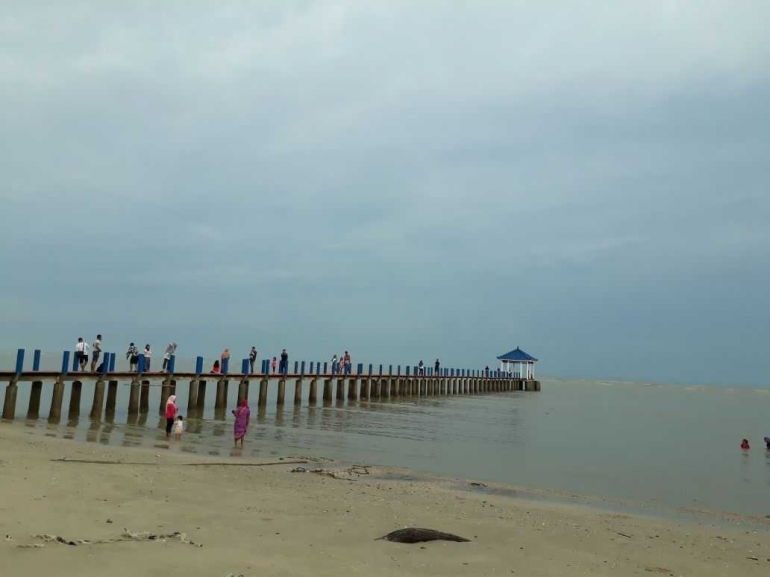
1,424 -> 768,577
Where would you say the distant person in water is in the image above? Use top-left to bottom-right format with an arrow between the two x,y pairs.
271,357 -> 277,373
232,398 -> 251,447
211,360 -> 221,374
249,347 -> 257,373
165,395 -> 177,438
765,436 -> 770,449
741,439 -> 750,450
173,416 -> 184,440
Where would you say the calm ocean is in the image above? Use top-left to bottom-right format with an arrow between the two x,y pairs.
1,351 -> 769,518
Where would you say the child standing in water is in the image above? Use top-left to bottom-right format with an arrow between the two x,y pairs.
173,416 -> 184,440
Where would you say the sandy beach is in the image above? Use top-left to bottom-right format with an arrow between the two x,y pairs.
0,424 -> 767,577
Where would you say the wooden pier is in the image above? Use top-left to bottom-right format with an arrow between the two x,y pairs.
0,350 -> 540,422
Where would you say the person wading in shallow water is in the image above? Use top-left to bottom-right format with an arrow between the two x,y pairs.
165,395 -> 177,439
232,398 -> 251,448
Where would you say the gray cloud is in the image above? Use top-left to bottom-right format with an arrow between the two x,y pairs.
1,1 -> 769,385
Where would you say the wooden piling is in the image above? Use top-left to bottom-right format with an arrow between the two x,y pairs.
187,380 -> 199,414
128,380 -> 140,415
381,378 -> 390,399
348,378 -> 358,401
27,381 -> 43,419
238,380 -> 248,405
49,380 -> 64,422
294,378 -> 303,406
2,382 -> 18,420
323,379 -> 332,403
215,379 -> 226,410
106,380 -> 118,416
159,379 -> 171,415
309,378 -> 318,404
371,379 -> 380,399
140,380 -> 150,412
277,378 -> 286,405
68,380 -> 82,420
336,379 -> 345,401
196,380 -> 207,412
258,378 -> 268,407
359,378 -> 368,400
90,380 -> 105,420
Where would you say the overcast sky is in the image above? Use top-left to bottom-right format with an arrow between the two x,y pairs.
1,1 -> 768,385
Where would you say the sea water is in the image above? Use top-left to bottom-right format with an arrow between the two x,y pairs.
1,354 -> 769,517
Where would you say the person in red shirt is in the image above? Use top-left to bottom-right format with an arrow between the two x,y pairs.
741,439 -> 750,450
165,395 -> 177,438
211,360 -> 221,374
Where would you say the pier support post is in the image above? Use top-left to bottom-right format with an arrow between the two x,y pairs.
348,378 -> 358,401
391,378 -> 398,398
90,380 -> 105,420
106,381 -> 118,416
2,382 -> 18,420
215,379 -> 227,410
381,378 -> 389,399
359,378 -> 368,400
68,381 -> 82,420
187,380 -> 199,414
336,379 -> 345,401
258,378 -> 268,407
371,379 -> 380,399
323,379 -> 332,403
197,380 -> 207,412
49,380 -> 65,422
140,380 -> 150,412
277,379 -> 286,406
294,378 -> 303,406
27,381 -> 43,419
128,380 -> 140,415
238,380 -> 248,405
309,379 -> 318,405
159,379 -> 171,415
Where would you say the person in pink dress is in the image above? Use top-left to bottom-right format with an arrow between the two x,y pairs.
232,399 -> 251,447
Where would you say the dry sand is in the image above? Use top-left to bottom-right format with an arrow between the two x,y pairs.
1,424 -> 768,577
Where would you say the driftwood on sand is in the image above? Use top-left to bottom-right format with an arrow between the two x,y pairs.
377,528 -> 471,544
15,530 -> 202,549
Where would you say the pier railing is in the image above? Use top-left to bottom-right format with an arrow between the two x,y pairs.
0,348 -> 541,422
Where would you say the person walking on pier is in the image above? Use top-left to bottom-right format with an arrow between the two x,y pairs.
90,334 -> 102,372
221,348 -> 231,372
232,398 -> 251,448
162,342 -> 177,372
144,344 -> 152,372
249,347 -> 258,373
280,349 -> 288,375
418,360 -> 424,376
343,351 -> 351,375
165,395 -> 177,439
435,359 -> 440,374
126,343 -> 139,372
331,354 -> 338,375
271,356 -> 277,374
75,337 -> 89,371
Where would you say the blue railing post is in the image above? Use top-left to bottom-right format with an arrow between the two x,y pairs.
323,362 -> 328,375
72,352 -> 79,372
15,349 -> 25,375
261,359 -> 267,374
368,363 -> 373,375
293,361 -> 298,374
101,354 -> 109,375
301,361 -> 306,375
137,354 -> 146,374
379,364 -> 383,376
316,362 -> 321,376
406,366 -> 411,376
109,353 -> 116,373
222,357 -> 229,375
241,359 -> 249,374
61,351 -> 70,375
397,365 -> 401,376
389,364 -> 392,375
195,356 -> 203,375
32,349 -> 41,371
168,354 -> 176,374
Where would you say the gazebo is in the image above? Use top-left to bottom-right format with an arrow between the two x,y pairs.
497,347 -> 538,379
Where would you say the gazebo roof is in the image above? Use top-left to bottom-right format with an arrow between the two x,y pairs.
497,347 -> 538,362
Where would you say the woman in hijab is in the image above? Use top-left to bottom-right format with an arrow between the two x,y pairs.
165,395 -> 178,438
232,398 -> 251,447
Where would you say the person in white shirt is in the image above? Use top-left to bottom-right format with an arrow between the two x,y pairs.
75,337 -> 89,371
144,344 -> 152,372
172,416 -> 184,440
90,334 -> 103,372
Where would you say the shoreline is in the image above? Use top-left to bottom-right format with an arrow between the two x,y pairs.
2,423 -> 769,576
